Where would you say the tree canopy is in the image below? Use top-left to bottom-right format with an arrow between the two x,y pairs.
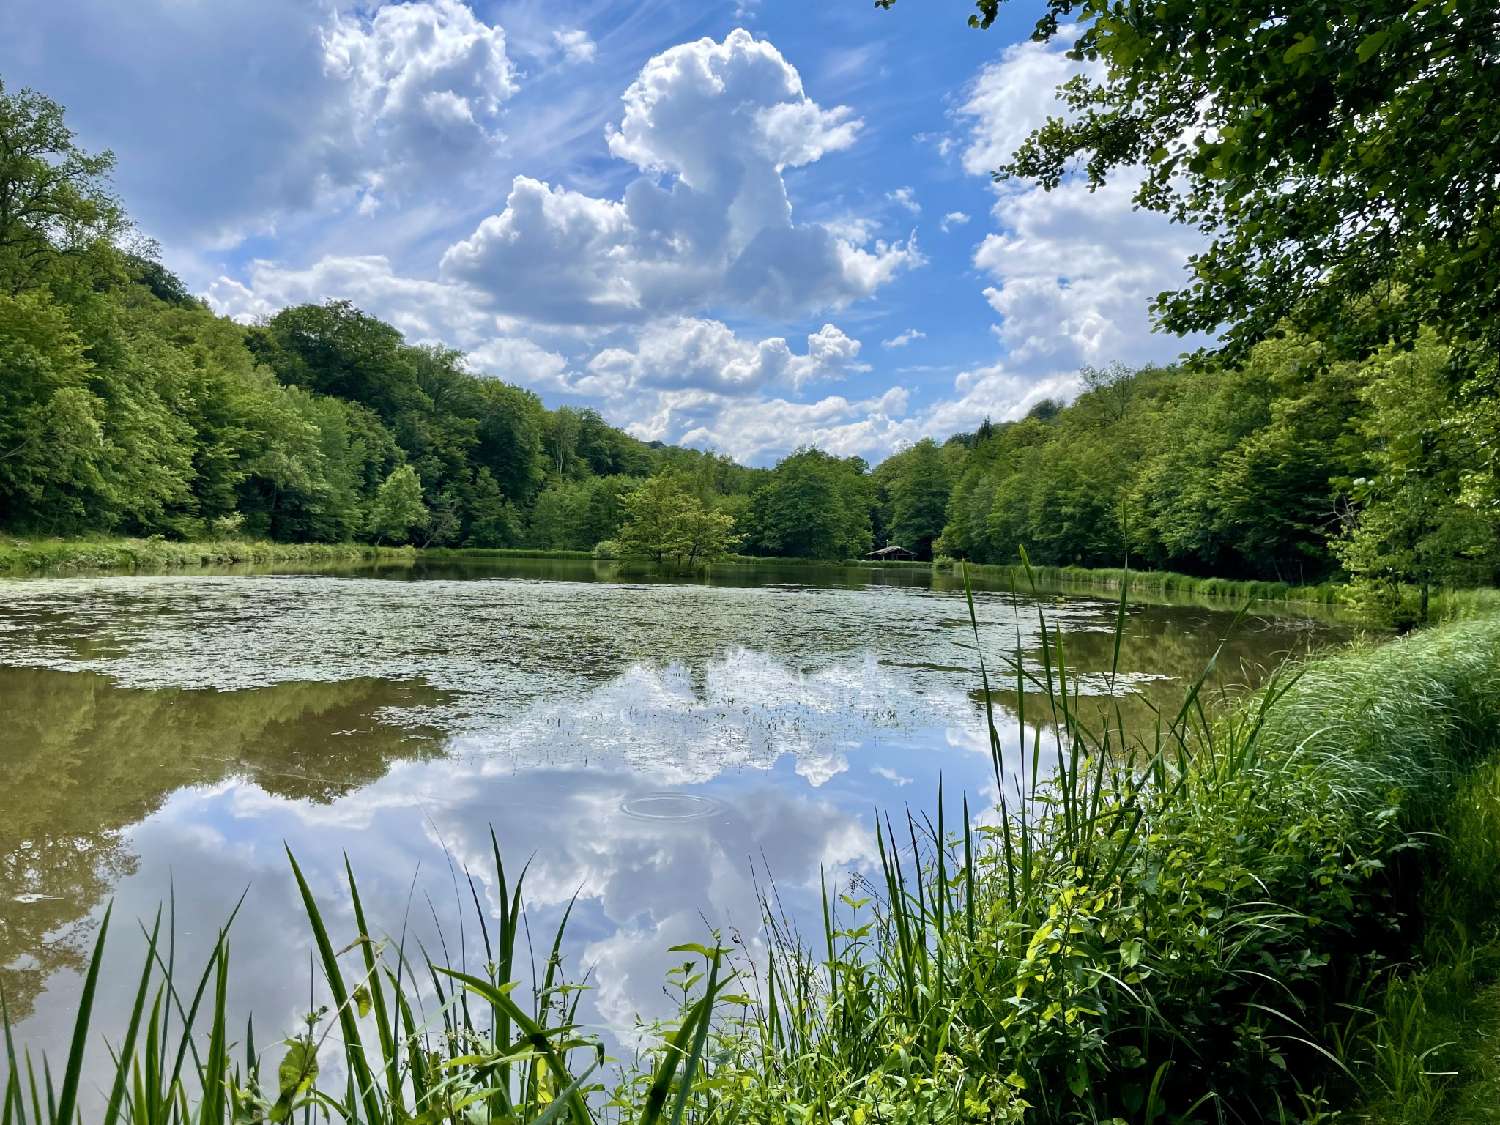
883,0 -> 1500,360
742,449 -> 874,561
0,78 -> 126,296
616,476 -> 739,566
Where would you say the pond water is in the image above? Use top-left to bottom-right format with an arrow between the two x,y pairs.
0,560 -> 1354,1092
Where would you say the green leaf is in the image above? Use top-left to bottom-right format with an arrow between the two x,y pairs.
666,943 -> 720,959
273,1038 -> 319,1122
1282,35 -> 1317,62
1356,29 -> 1391,63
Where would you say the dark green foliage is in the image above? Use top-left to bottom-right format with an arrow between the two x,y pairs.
1336,332 -> 1500,626
872,438 -> 955,560
0,79 -> 126,297
528,475 -> 640,551
940,343 -> 1500,604
895,0 -> 1500,362
741,448 -> 874,561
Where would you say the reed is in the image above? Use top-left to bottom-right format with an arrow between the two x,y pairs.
947,559 -> 1348,607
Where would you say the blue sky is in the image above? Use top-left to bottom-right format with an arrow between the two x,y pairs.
0,0 -> 1208,465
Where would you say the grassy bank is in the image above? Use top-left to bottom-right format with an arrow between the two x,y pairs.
0,537 -> 416,575
0,538 -> 941,577
685,608 -> 1500,1122
948,560 -> 1500,625
948,559 -> 1347,606
5,607 -> 1500,1121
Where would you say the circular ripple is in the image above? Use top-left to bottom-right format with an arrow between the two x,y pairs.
620,792 -> 726,821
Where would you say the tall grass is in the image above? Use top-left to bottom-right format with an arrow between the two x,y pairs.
6,580 -> 1500,1122
670,583 -> 1500,1121
0,537 -> 415,575
948,560 -> 1348,607
0,836 -> 729,1124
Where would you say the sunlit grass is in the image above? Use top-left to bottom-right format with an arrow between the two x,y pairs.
0,537 -> 414,575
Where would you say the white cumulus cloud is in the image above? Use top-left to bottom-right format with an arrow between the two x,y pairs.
440,29 -> 920,325
0,0 -> 521,246
206,254 -> 493,343
465,337 -> 572,389
323,0 -> 516,196
623,385 -> 911,465
956,32 -> 1210,375
887,186 -> 920,214
958,32 -> 1100,177
585,319 -> 866,397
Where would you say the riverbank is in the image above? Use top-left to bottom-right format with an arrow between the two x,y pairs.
0,538 -> 930,576
943,559 -> 1500,625
948,559 -> 1345,605
684,609 -> 1500,1122
0,536 -> 419,574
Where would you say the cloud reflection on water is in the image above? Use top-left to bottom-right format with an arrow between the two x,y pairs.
0,571 -> 1350,1094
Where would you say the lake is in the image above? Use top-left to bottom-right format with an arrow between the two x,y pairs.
0,560 -> 1353,1091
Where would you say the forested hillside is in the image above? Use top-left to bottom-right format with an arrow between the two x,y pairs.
939,335 -> 1500,608
0,81 -> 765,552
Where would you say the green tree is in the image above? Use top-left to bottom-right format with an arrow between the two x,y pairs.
0,291 -> 105,527
1336,334 -> 1499,625
888,0 -> 1500,358
473,380 -> 546,505
678,502 -> 739,566
0,80 -> 127,295
617,476 -> 691,564
882,438 -> 953,559
465,468 -> 522,547
743,449 -> 873,561
616,476 -> 737,566
252,302 -> 427,423
368,464 -> 428,545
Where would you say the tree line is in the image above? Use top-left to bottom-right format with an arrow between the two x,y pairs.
0,80 -> 765,552
939,335 -> 1499,621
0,78 -> 1003,570
2,73 -> 1496,622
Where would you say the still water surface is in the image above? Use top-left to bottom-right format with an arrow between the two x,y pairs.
0,560 -> 1352,1088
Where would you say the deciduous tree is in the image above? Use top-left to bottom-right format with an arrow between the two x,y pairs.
368,464 -> 429,545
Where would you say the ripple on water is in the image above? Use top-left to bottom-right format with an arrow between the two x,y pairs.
620,792 -> 728,821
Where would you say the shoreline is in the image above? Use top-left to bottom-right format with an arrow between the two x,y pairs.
3,538 -> 1493,624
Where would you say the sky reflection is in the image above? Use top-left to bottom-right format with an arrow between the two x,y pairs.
0,569 -> 1351,1099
